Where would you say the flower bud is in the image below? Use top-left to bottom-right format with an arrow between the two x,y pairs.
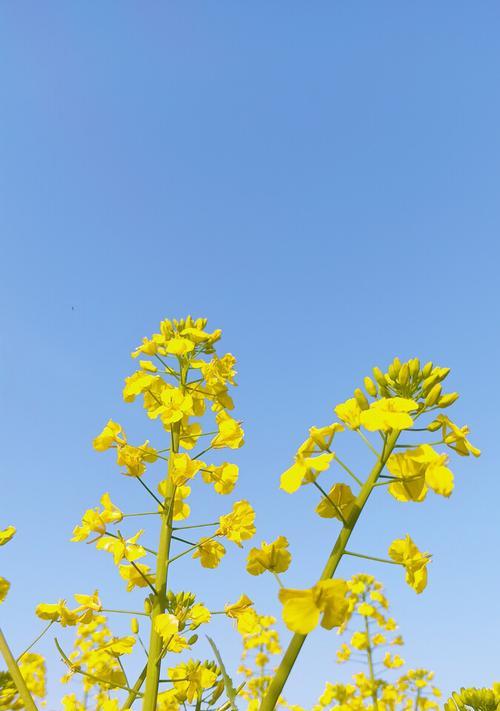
438,392 -> 459,408
364,377 -> 377,397
372,367 -> 386,385
388,358 -> 401,379
422,361 -> 433,378
427,419 -> 441,432
354,388 -> 369,410
409,358 -> 420,377
398,363 -> 409,386
131,617 -> 139,634
187,634 -> 199,645
422,374 -> 439,395
435,366 -> 451,381
425,383 -> 442,407
379,385 -> 390,398
144,597 -> 153,615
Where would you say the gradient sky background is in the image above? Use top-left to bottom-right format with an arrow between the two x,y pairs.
1,2 -> 499,708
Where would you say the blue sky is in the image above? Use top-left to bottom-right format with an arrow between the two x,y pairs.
1,2 -> 499,707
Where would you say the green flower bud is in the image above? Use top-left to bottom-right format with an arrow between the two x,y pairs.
425,383 -> 442,407
427,420 -> 441,432
422,361 -> 433,378
438,392 -> 459,408
364,376 -> 377,397
354,388 -> 369,410
398,363 -> 409,385
409,358 -> 420,377
372,366 -> 386,385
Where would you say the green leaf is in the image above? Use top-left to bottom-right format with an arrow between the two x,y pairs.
206,635 -> 242,711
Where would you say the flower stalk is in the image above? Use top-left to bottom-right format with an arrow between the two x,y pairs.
259,430 -> 399,711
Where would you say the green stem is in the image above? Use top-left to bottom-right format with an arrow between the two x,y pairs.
333,454 -> 363,486
141,416 -> 180,711
173,521 -> 218,530
364,615 -> 379,710
102,609 -> 149,617
0,627 -> 39,711
16,621 -> 54,662
258,430 -> 399,711
357,430 -> 381,457
122,664 -> 147,709
344,550 -> 399,566
167,535 -> 216,565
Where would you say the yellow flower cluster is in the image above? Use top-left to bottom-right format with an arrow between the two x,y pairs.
1,329 -> 482,711
312,575 -> 442,711
0,653 -> 46,711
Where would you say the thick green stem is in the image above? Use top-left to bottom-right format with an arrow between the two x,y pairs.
141,423 -> 180,711
0,627 -> 39,711
122,664 -> 147,709
258,430 -> 399,711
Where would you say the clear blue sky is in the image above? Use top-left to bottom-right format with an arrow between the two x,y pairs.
1,2 -> 499,707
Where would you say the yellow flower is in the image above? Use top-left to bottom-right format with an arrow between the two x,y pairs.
360,397 -> 418,432
192,537 -> 226,568
123,371 -> 158,403
225,594 -> 260,634
169,453 -> 205,486
387,445 -> 454,502
246,536 -> 291,576
96,530 -> 146,565
433,415 -> 481,457
99,636 -> 136,655
0,577 -> 11,603
71,493 -> 123,542
154,613 -> 180,641
172,485 -> 191,521
93,420 -> 124,451
73,591 -> 102,613
165,336 -> 195,355
201,462 -> 239,494
116,441 -> 158,477
350,631 -> 369,650
168,661 -> 218,704
155,387 -> 194,425
0,525 -> 16,546
188,603 -> 211,628
119,563 -> 154,592
100,493 -> 124,524
388,535 -> 431,593
179,420 -> 202,450
217,500 -> 256,546
280,452 -> 334,494
211,411 -> 244,449
131,336 -> 159,358
384,652 -> 405,668
158,483 -> 192,520
35,601 -> 81,626
337,643 -> 351,662
334,398 -> 363,429
315,483 -> 356,521
297,423 -> 344,455
279,579 -> 348,634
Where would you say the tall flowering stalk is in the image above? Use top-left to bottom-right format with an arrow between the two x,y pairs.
0,325 -> 481,711
236,575 -> 442,711
258,358 -> 479,710
2,317 -> 257,711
